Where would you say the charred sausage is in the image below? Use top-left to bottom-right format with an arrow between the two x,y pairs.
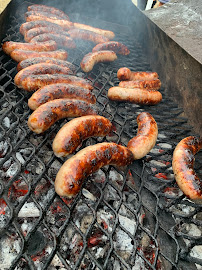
55,142 -> 133,198
73,22 -> 115,39
108,87 -> 162,105
27,4 -> 70,20
172,136 -> 202,201
30,33 -> 76,49
25,11 -> 65,21
26,15 -> 73,30
127,112 -> 158,159
20,20 -> 64,35
92,41 -> 130,55
68,29 -> 109,44
10,49 -> 68,62
14,63 -> 73,89
17,58 -> 76,72
28,83 -> 96,110
117,68 -> 159,81
80,50 -> 117,73
119,79 -> 161,90
52,116 -> 112,157
27,99 -> 97,134
2,40 -> 57,55
16,74 -> 93,91
24,26 -> 69,42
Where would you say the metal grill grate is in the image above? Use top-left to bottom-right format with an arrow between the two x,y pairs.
0,9 -> 202,270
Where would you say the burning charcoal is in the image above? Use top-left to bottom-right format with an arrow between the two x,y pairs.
97,208 -> 114,233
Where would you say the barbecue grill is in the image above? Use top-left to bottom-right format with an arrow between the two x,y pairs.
0,0 -> 202,269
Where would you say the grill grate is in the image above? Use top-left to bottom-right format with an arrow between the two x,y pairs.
0,9 -> 202,270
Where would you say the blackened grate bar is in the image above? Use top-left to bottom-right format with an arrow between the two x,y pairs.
0,7 -> 202,270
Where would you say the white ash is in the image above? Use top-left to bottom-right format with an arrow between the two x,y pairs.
109,168 -> 124,183
82,188 -> 96,201
104,184 -> 120,201
132,255 -> 146,270
113,259 -> 121,270
119,214 -> 136,235
16,152 -> 25,165
94,246 -> 108,259
157,133 -> 167,139
115,228 -> 134,252
2,116 -> 10,128
190,245 -> 202,264
149,160 -> 167,168
157,143 -> 172,149
150,148 -> 163,154
80,214 -> 94,234
0,140 -> 9,157
49,254 -> 66,269
93,169 -> 106,184
182,223 -> 201,237
18,202 -> 40,218
38,188 -> 55,209
5,161 -> 19,178
21,219 -> 33,236
97,209 -> 114,233
0,210 -> 9,229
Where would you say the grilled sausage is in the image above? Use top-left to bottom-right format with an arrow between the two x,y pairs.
117,68 -> 159,81
55,142 -> 133,198
10,49 -> 68,62
14,63 -> 72,89
127,112 -> 158,159
73,22 -> 115,39
108,87 -> 162,105
2,40 -> 57,55
17,58 -> 76,72
92,41 -> 130,55
119,79 -> 161,90
27,4 -> 70,20
28,83 -> 96,110
26,15 -> 73,30
25,11 -> 65,21
30,33 -> 76,49
68,29 -> 109,44
20,20 -> 64,35
172,136 -> 202,201
81,51 -> 117,73
24,26 -> 69,42
16,74 -> 93,92
53,116 -> 112,157
27,99 -> 97,134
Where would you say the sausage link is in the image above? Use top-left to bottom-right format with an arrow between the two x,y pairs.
172,136 -> 202,201
53,116 -> 112,157
28,83 -> 96,110
14,63 -> 72,89
17,74 -> 93,91
127,112 -> 158,159
24,26 -> 69,42
20,20 -> 64,35
10,49 -> 68,62
117,67 -> 159,81
73,22 -> 115,39
55,142 -> 133,198
81,50 -> 117,73
92,41 -> 130,55
26,15 -> 73,30
17,58 -> 76,72
119,79 -> 161,90
30,33 -> 76,49
25,11 -> 65,21
28,4 -> 70,20
28,99 -> 97,134
108,87 -> 162,105
2,40 -> 57,55
68,29 -> 109,44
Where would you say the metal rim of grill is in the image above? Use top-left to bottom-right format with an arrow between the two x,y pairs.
0,2 -> 202,270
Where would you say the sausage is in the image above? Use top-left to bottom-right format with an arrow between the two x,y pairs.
17,58 -> 76,72
67,29 -> 109,44
108,87 -> 162,105
73,22 -> 115,39
10,49 -> 68,62
16,74 -> 93,92
52,116 -> 112,157
2,40 -> 57,55
127,112 -> 158,159
119,79 -> 161,90
117,68 -> 159,81
80,50 -> 117,73
25,11 -> 65,21
30,33 -> 76,49
92,41 -> 130,55
24,26 -> 69,42
27,4 -> 70,20
28,83 -> 96,110
27,99 -> 97,134
20,20 -> 65,35
172,136 -> 202,201
55,142 -> 133,198
14,63 -> 73,89
26,15 -> 73,30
